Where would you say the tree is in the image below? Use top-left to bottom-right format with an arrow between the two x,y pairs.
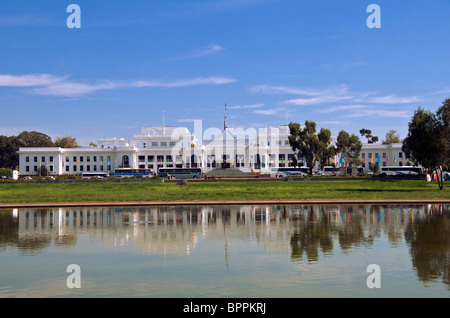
335,130 -> 362,166
402,105 -> 449,190
436,99 -> 450,171
17,131 -> 54,147
0,131 -> 54,169
288,121 -> 320,169
0,136 -> 21,169
317,128 -> 335,169
288,121 -> 335,170
382,129 -> 401,144
359,128 -> 379,144
54,136 -> 79,148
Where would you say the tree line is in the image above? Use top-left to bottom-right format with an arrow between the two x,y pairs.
0,132 -> 79,169
288,98 -> 449,189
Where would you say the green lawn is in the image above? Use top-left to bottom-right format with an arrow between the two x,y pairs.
0,179 -> 448,204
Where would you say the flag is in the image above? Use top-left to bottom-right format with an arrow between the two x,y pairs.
339,156 -> 343,164
393,155 -> 397,164
332,157 -> 335,164
347,157 -> 350,164
363,156 -> 366,164
371,156 -> 373,164
386,156 -> 388,164
377,156 -> 381,164
401,156 -> 404,164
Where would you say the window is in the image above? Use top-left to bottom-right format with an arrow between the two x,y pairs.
382,153 -> 386,158
399,152 -> 403,158
80,165 -> 84,172
93,165 -> 97,171
34,157 -> 38,162
50,166 -> 54,172
66,166 -> 69,172
93,156 -> 97,162
26,157 -> 29,162
368,153 -> 372,158
34,166 -> 38,172
50,156 -> 54,162
87,156 -> 90,162
73,156 -> 77,162
66,156 -> 69,162
161,141 -> 167,147
143,143 -> 146,148
80,156 -> 84,162
26,166 -> 30,172
41,156 -> 45,162
152,142 -> 158,147
277,140 -> 282,145
284,140 -> 289,145
361,153 -> 365,159
73,166 -> 77,172
170,141 -> 176,147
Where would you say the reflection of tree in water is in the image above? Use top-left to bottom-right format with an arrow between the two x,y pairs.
290,206 -> 377,262
404,206 -> 450,290
290,207 -> 334,263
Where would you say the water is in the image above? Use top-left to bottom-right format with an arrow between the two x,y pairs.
0,203 -> 449,298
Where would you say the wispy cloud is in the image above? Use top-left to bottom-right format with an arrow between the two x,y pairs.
228,103 -> 264,109
318,105 -> 368,113
253,107 -> 288,116
345,110 -> 411,118
252,83 -> 419,106
0,73 -> 237,97
0,73 -> 66,87
169,44 -> 225,61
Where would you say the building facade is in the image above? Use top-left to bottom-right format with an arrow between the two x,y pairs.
17,125 -> 411,176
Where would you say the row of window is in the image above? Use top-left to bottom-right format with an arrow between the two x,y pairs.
361,152 -> 404,159
25,156 -> 54,163
25,165 -> 111,173
142,141 -> 176,148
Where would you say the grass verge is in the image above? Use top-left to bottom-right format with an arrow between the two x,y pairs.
0,179 -> 448,204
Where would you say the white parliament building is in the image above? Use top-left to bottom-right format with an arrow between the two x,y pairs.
17,121 -> 409,177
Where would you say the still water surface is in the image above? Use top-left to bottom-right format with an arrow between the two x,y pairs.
0,203 -> 449,298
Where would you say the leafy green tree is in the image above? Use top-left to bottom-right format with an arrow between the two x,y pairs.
288,121 -> 320,169
0,136 -> 21,169
382,129 -> 401,144
288,121 -> 335,170
436,99 -> 450,171
335,130 -> 362,166
54,136 -> 79,148
17,131 -> 54,147
359,128 -> 379,144
402,105 -> 449,190
317,128 -> 335,168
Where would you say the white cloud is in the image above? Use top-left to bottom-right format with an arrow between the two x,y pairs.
364,95 -> 419,104
0,73 -> 236,97
253,107 -> 287,116
131,76 -> 236,88
318,105 -> 368,113
228,103 -> 264,109
344,109 -> 410,118
0,73 -> 66,87
169,44 -> 225,60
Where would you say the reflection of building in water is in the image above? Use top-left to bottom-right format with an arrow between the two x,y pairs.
6,204 -> 439,257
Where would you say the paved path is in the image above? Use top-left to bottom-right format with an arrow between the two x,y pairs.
1,198 -> 449,208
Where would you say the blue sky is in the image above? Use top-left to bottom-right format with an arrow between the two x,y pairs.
1,0 -> 449,146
